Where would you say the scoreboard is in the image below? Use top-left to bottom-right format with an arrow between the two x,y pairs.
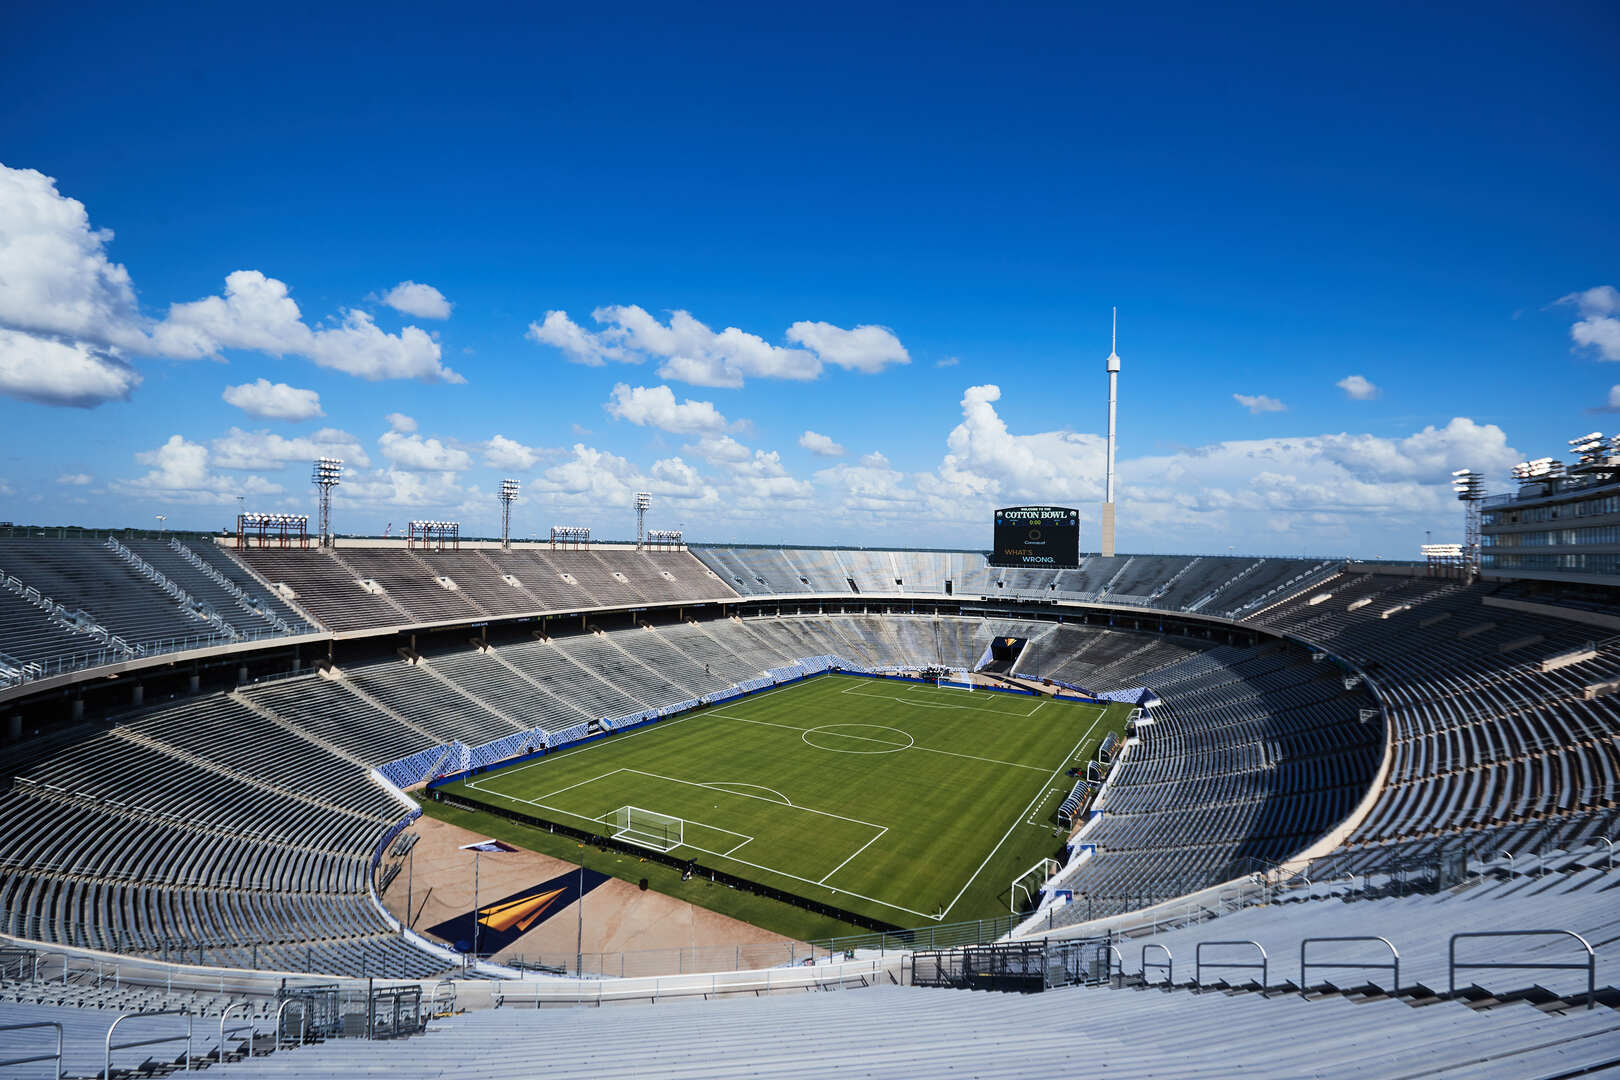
991,506 -> 1080,569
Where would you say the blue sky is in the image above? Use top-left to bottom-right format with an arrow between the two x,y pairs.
1,2 -> 1616,556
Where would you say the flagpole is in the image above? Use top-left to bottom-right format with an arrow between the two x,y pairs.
472,849 -> 481,960
576,843 -> 584,976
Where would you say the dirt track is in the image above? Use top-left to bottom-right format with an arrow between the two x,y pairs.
380,815 -> 797,966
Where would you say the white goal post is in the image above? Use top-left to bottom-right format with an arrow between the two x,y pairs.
609,805 -> 685,853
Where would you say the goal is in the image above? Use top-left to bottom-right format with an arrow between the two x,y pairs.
609,805 -> 685,853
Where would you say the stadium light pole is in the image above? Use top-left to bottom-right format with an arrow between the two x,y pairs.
499,479 -> 520,550
1100,308 -> 1121,558
311,457 -> 343,548
1450,469 -> 1485,579
635,492 -> 651,550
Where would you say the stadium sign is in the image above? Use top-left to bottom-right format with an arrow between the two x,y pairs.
991,505 -> 1080,569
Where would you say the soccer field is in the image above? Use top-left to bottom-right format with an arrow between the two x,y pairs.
438,674 -> 1130,928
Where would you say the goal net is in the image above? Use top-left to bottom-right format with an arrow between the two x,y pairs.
609,805 -> 684,853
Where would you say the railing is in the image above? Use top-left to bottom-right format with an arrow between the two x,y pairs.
1141,943 -> 1173,986
1449,930 -> 1596,1010
218,1000 -> 255,1065
274,998 -> 307,1052
1299,936 -> 1399,992
0,1022 -> 62,1080
106,1009 -> 193,1077
1194,940 -> 1268,991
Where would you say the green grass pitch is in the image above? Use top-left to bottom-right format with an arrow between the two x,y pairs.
435,674 -> 1132,931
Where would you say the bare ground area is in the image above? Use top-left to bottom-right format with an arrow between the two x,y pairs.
379,814 -> 799,965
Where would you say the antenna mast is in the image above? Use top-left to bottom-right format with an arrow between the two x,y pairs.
1101,307 -> 1121,558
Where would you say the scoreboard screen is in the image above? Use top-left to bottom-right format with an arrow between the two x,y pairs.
991,506 -> 1080,569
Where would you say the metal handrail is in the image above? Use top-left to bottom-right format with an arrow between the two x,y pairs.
1195,940 -> 1268,991
1449,930 -> 1596,1010
275,998 -> 307,1052
1599,836 -> 1614,872
1300,936 -> 1399,991
1141,943 -> 1173,987
430,979 -> 457,1016
1102,945 -> 1124,983
0,1022 -> 62,1080
218,1000 -> 255,1066
106,1008 -> 193,1077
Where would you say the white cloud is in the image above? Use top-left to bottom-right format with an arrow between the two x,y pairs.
784,322 -> 909,373
933,384 -> 1106,503
0,164 -> 146,351
687,433 -> 754,464
57,472 -> 92,485
528,304 -> 911,388
0,328 -> 140,407
209,426 -> 370,471
936,356 -> 960,368
387,412 -> 417,433
379,281 -> 452,320
1233,393 -> 1287,414
798,430 -> 846,457
378,430 -> 472,471
152,270 -> 463,382
221,377 -> 323,421
1595,385 -> 1620,414
118,435 -> 283,504
525,310 -> 635,367
1337,374 -> 1381,400
482,434 -> 549,470
605,383 -> 730,434
1561,285 -> 1620,362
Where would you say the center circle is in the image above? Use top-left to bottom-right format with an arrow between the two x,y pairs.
801,724 -> 914,754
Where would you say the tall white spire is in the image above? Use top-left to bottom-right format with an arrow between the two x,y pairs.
1101,307 -> 1121,557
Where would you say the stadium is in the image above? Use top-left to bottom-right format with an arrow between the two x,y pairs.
0,420 -> 1617,1077
4,6 -> 1620,1077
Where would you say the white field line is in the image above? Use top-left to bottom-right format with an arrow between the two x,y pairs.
701,780 -> 792,805
938,709 -> 1108,920
838,681 -> 1047,718
817,826 -> 890,885
708,711 -> 1053,773
1025,787 -> 1066,828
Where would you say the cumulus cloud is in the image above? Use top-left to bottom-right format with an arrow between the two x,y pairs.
378,430 -> 472,471
799,430 -> 846,457
118,435 -> 283,503
1593,385 -> 1620,414
687,433 -> 754,464
57,473 -> 92,486
379,281 -> 452,320
605,383 -> 731,434
1560,285 -> 1620,362
1337,374 -> 1381,400
784,321 -> 909,373
221,377 -> 323,421
152,271 -> 463,382
1233,393 -> 1287,414
0,328 -> 140,407
933,384 -> 1107,503
482,434 -> 549,470
528,304 -> 910,387
0,165 -> 147,350
387,412 -> 417,433
209,426 -> 370,471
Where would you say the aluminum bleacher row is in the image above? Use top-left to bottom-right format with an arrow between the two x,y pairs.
0,535 -> 317,686
227,544 -> 735,631
691,546 -> 1339,617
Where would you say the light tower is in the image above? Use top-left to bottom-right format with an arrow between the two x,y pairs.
634,491 -> 652,549
311,456 -> 343,547
1100,307 -> 1122,558
1450,468 -> 1485,578
499,479 -> 520,550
